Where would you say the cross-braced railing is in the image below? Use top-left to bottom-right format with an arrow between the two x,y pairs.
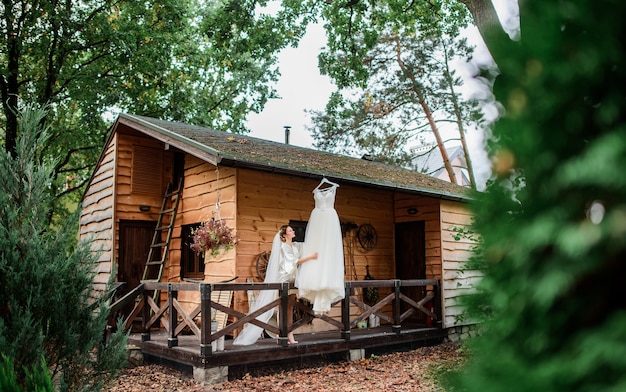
107,279 -> 441,355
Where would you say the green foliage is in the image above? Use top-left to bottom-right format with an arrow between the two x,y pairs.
454,1 -> 626,391
313,0 -> 472,88
1,0 -> 307,219
0,105 -> 128,391
0,356 -> 21,392
0,355 -> 54,392
307,0 -> 483,185
451,225 -> 485,271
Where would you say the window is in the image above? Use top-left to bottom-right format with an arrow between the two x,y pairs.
181,223 -> 204,279
289,220 -> 307,242
131,145 -> 163,195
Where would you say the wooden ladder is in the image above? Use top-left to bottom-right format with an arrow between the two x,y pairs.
141,178 -> 183,288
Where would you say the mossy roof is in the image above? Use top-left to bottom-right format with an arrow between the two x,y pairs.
118,113 -> 471,202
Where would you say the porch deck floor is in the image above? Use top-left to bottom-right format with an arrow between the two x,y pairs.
128,324 -> 447,371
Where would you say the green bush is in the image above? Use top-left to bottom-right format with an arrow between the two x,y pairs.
0,105 -> 128,391
0,355 -> 54,392
454,1 -> 626,391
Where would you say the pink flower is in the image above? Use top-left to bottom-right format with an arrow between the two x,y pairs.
191,218 -> 238,257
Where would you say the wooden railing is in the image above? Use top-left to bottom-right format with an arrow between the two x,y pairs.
108,279 -> 441,355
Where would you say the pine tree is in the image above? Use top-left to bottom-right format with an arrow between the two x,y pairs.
0,105 -> 128,391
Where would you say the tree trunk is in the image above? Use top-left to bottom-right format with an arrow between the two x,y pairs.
453,102 -> 477,190
393,36 -> 459,185
419,96 -> 458,185
459,0 -> 513,66
442,46 -> 478,190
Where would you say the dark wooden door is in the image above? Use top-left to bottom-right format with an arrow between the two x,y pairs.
118,220 -> 156,317
394,221 -> 426,324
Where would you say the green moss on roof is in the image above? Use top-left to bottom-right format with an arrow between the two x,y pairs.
121,114 -> 470,201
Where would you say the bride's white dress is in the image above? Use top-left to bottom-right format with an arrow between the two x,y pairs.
296,185 -> 345,314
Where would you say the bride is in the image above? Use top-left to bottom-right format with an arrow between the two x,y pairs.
233,225 -> 316,346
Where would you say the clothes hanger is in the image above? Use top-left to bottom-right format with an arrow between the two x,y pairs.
314,177 -> 339,191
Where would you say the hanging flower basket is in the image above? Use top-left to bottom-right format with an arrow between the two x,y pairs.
190,218 -> 238,258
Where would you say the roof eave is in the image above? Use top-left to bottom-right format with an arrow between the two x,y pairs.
218,157 -> 471,202
119,113 -> 222,165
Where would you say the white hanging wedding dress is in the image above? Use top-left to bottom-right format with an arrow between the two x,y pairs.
296,179 -> 345,314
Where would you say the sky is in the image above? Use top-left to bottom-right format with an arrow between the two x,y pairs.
246,22 -> 333,148
245,1 -> 520,187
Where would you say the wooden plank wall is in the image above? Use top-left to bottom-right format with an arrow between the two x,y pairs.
440,199 -> 477,328
167,156 -> 237,311
171,155 -> 238,283
114,133 -> 174,272
80,131 -> 476,332
394,194 -> 476,328
80,134 -> 117,293
236,171 -> 396,281
115,134 -> 172,217
236,170 -> 396,333
394,194 -> 443,280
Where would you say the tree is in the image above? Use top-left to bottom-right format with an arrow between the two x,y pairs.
0,105 -> 128,391
452,0 -> 626,390
308,1 -> 483,188
431,37 -> 483,189
302,0 -> 626,389
457,0 -> 512,65
300,0 -> 502,85
1,0 -> 305,218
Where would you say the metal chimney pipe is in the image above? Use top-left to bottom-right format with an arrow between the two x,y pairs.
284,126 -> 291,144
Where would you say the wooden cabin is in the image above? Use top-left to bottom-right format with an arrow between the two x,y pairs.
79,113 -> 477,363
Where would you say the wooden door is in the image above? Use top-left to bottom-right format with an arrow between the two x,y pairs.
394,221 -> 426,324
118,220 -> 156,317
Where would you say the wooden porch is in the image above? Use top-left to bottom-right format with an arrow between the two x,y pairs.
111,279 -> 445,374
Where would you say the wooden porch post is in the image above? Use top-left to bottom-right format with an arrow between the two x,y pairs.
167,283 -> 178,348
432,280 -> 442,328
341,281 -> 351,340
392,280 -> 401,335
200,283 -> 213,356
141,289 -> 151,342
277,282 -> 290,347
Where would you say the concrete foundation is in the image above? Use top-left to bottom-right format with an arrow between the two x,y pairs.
446,324 -> 482,343
348,349 -> 365,361
126,344 -> 144,368
193,366 -> 228,385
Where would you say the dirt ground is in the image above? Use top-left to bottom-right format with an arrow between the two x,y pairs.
103,342 -> 464,391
